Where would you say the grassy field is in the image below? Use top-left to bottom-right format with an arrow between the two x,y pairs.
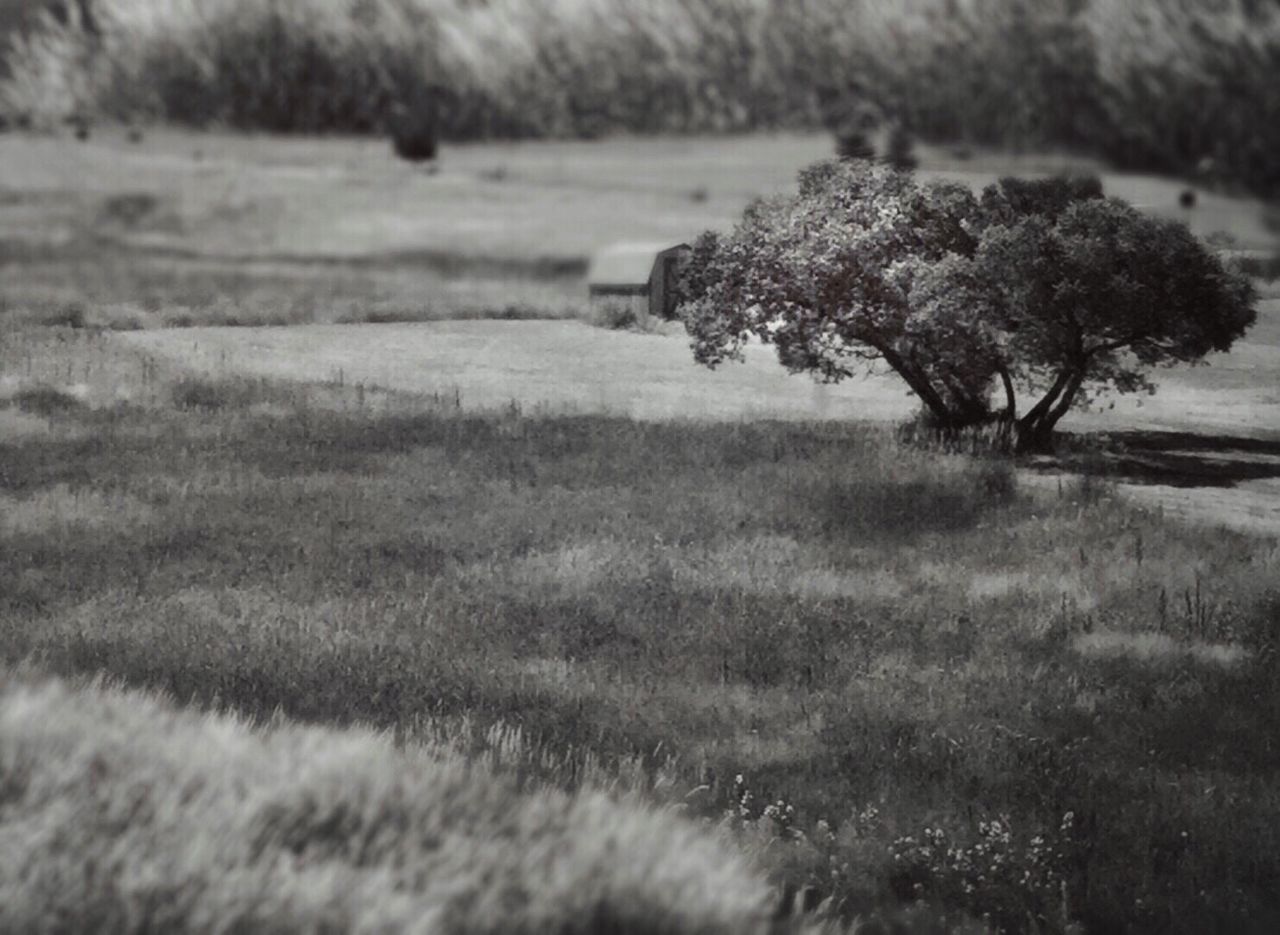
6,130 -> 1277,261
109,297 -> 1280,436
107,289 -> 1280,536
3,127 -> 1276,335
3,128 -> 1280,931
2,327 -> 1280,932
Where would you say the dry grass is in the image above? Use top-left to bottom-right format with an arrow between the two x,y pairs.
2,129 -> 1274,346
6,130 -> 1279,262
115,309 -> 1280,435
3,333 -> 1280,932
0,483 -> 156,535
108,303 -> 1280,541
0,671 -> 785,935
115,320 -> 920,423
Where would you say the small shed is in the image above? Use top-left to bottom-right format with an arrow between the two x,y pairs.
587,242 -> 691,323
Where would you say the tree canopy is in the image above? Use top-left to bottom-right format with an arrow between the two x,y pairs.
680,161 -> 1257,450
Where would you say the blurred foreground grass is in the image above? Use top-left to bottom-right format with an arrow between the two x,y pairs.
0,671 -> 786,935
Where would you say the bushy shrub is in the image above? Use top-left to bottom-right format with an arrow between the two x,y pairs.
169,375 -> 271,411
1231,252 -> 1280,282
834,130 -> 874,161
590,299 -> 639,331
10,383 -> 86,414
389,97 -> 439,162
38,302 -> 87,329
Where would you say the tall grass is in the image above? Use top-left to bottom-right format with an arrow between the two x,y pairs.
3,0 -> 1277,194
0,672 -> 787,935
0,243 -> 582,330
3,331 -> 1280,931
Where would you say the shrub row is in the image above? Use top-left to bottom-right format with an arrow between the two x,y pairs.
2,1 -> 1277,194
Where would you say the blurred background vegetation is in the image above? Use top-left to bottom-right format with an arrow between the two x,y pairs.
1,0 -> 1277,198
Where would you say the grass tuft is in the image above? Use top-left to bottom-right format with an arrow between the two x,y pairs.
0,672 -> 781,935
169,375 -> 268,411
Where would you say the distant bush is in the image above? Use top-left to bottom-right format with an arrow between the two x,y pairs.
834,130 -> 875,162
38,302 -> 87,329
170,375 -> 269,411
1231,252 -> 1280,282
389,97 -> 439,162
96,191 -> 159,227
10,383 -> 85,414
488,302 -> 555,321
590,299 -> 640,331
884,124 -> 917,171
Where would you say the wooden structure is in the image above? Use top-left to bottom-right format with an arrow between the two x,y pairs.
587,242 -> 691,323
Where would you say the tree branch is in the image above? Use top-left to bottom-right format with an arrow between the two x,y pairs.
1043,367 -> 1088,429
1019,368 -> 1073,429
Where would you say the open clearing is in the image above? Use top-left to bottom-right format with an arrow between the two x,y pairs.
6,126 -> 1279,532
118,300 -> 1280,434
120,291 -> 1280,535
4,129 -> 1278,264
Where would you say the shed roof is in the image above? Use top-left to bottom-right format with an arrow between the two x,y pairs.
587,242 -> 688,287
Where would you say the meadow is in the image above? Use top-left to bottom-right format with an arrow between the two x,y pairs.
2,65 -> 1280,934
3,322 -> 1280,932
3,127 -> 1276,335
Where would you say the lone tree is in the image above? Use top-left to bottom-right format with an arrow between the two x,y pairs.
680,161 -> 1256,451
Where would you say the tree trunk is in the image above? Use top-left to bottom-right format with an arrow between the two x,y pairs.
939,373 -> 993,427
1018,369 -> 1072,432
878,346 -> 959,427
1015,367 -> 1086,452
997,367 -> 1017,420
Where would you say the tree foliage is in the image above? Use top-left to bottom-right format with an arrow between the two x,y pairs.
681,161 -> 1256,450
